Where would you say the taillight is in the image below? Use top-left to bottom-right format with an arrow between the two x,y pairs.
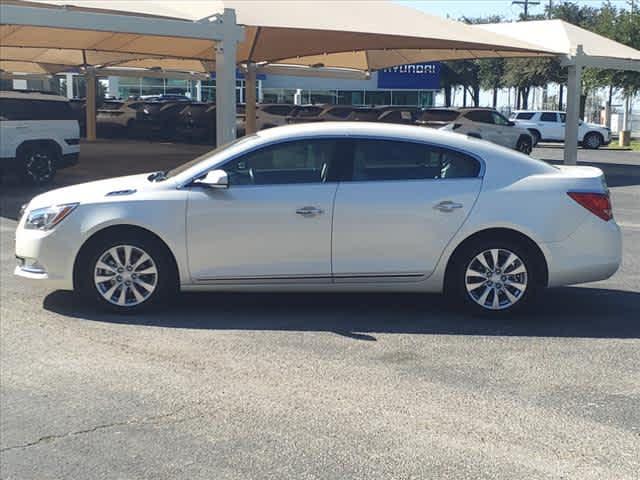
567,192 -> 612,221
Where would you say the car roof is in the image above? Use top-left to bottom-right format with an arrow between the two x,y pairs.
0,90 -> 69,102
252,121 -> 496,155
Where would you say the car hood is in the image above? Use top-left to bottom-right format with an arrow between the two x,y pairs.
27,173 -> 156,210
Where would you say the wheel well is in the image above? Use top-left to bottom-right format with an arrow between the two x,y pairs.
444,228 -> 549,290
585,131 -> 603,141
73,224 -> 180,290
527,128 -> 540,136
17,140 -> 62,161
517,134 -> 532,144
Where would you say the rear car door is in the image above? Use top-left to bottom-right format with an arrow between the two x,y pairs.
331,139 -> 482,279
464,110 -> 502,145
491,111 -> 520,148
186,138 -> 346,281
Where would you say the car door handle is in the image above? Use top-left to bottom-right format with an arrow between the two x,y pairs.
434,201 -> 463,212
296,206 -> 324,217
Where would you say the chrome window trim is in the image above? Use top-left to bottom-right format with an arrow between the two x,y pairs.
178,133 -> 486,189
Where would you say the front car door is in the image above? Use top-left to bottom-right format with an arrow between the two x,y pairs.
539,112 -> 561,140
332,138 -> 483,279
186,138 -> 345,281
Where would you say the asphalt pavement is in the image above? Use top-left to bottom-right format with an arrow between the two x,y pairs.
1,140 -> 639,479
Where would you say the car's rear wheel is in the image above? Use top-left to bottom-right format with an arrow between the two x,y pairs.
78,232 -> 177,313
20,145 -> 56,186
447,238 -> 542,315
583,132 -> 603,150
516,136 -> 533,155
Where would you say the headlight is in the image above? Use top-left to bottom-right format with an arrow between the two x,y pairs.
24,203 -> 79,231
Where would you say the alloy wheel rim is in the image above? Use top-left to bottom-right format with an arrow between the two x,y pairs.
586,135 -> 599,148
465,248 -> 528,310
26,153 -> 53,182
94,245 -> 158,307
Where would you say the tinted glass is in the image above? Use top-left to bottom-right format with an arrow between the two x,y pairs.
418,110 -> 460,122
224,139 -> 340,185
100,102 -> 124,110
464,110 -> 495,124
492,112 -> 510,126
325,107 -> 354,119
559,113 -> 566,123
351,139 -> 480,181
262,105 -> 293,116
0,98 -> 74,121
516,112 -> 535,120
294,106 -> 323,117
540,112 -> 558,122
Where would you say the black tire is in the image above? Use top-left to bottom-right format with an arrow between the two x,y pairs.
77,231 -> 178,313
528,129 -> 541,146
446,237 -> 543,316
516,136 -> 533,155
19,144 -> 56,186
583,132 -> 603,150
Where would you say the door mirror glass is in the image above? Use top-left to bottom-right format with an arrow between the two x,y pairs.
194,169 -> 229,188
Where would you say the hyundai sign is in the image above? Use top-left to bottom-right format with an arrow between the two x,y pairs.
377,62 -> 441,89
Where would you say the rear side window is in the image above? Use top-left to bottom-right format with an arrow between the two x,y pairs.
540,112 -> 558,122
418,110 -> 460,122
516,112 -> 535,120
0,98 -> 75,121
464,110 -> 495,124
262,105 -> 293,116
326,107 -> 354,119
351,139 -> 480,181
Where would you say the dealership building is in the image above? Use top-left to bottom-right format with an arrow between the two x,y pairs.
104,62 -> 441,108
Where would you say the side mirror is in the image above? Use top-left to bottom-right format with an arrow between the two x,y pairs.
194,169 -> 229,189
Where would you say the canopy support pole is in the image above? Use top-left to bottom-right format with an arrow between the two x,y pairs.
245,62 -> 257,135
215,9 -> 240,145
563,45 -> 584,166
85,68 -> 97,141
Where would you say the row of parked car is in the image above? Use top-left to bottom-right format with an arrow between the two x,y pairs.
2,88 -> 613,186
89,99 -> 612,153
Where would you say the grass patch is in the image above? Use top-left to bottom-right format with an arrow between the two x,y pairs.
606,139 -> 640,151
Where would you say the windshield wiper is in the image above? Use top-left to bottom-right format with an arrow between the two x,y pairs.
147,171 -> 168,182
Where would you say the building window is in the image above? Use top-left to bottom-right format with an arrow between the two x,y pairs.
365,90 -> 391,106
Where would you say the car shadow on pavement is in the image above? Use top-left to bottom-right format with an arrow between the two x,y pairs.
43,286 -> 640,340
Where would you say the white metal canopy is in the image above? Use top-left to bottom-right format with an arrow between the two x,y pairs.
2,0 -> 561,141
477,20 -> 640,165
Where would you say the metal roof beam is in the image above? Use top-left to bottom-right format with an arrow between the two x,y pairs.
0,3 -> 243,42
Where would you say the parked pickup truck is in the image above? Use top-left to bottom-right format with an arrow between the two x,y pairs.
511,110 -> 611,149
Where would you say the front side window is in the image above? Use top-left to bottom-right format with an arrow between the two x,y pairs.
351,139 -> 480,182
224,139 -> 342,186
492,112 -> 510,126
516,112 -> 535,120
540,112 -> 558,122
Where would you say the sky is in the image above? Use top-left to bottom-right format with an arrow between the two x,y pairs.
395,0 -> 632,21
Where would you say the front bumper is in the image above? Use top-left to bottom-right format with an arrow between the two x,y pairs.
14,221 -> 77,290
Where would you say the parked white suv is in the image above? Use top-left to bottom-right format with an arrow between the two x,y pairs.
0,90 -> 80,185
419,108 -> 534,154
511,110 -> 612,149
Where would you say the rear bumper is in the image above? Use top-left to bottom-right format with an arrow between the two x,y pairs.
543,215 -> 622,287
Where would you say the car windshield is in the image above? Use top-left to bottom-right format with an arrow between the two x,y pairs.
158,135 -> 258,181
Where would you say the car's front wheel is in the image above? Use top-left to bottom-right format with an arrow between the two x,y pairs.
583,132 -> 603,149
77,232 -> 177,313
20,145 -> 56,186
516,136 -> 533,155
447,238 -> 542,315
